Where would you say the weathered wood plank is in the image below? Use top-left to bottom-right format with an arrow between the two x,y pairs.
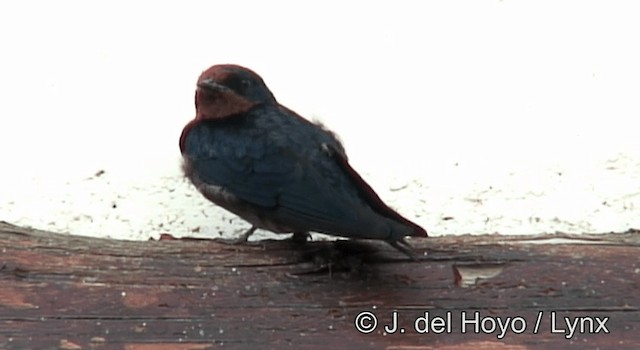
0,222 -> 638,349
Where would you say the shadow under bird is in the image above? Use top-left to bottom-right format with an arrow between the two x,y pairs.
179,64 -> 427,258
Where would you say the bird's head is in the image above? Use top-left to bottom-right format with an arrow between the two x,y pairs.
194,64 -> 276,120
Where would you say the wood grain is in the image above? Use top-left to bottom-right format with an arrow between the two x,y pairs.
0,222 -> 638,349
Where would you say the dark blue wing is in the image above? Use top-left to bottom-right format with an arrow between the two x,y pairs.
183,115 -> 296,208
183,106 -> 347,212
182,105 -> 418,239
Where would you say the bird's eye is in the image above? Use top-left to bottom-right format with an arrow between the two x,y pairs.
225,76 -> 252,94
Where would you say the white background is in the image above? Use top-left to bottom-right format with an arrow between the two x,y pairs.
1,1 -> 638,240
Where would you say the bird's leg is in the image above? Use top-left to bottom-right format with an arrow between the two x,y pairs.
234,225 -> 258,244
215,226 -> 258,245
291,231 -> 312,243
387,238 -> 419,261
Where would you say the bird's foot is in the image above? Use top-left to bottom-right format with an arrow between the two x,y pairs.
291,231 -> 311,244
387,238 -> 420,261
215,226 -> 258,245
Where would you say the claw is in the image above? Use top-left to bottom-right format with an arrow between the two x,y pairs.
291,231 -> 311,243
387,238 -> 420,261
215,226 -> 257,245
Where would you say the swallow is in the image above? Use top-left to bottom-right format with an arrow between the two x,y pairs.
179,64 -> 427,258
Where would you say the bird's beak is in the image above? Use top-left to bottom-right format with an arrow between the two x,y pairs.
197,79 -> 230,92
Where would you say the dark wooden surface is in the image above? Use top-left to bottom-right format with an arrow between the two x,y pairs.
0,221 -> 638,349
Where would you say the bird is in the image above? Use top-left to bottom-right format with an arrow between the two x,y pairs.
179,64 -> 427,258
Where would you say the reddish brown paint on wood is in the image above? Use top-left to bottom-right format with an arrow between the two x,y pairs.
0,221 -> 638,349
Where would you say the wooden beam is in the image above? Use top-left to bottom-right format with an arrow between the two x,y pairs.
0,221 -> 638,349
